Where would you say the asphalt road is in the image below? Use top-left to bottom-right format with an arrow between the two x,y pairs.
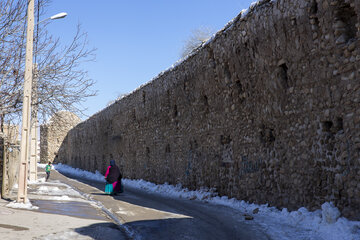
52,170 -> 271,240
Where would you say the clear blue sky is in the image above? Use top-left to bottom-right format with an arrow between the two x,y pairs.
45,0 -> 254,118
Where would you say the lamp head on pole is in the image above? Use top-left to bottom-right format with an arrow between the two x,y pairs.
50,12 -> 67,20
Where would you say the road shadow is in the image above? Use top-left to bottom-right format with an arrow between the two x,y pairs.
74,222 -> 128,240
90,192 -> 110,196
124,218 -> 231,240
73,217 -> 241,240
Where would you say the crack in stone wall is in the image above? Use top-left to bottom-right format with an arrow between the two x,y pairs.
55,0 -> 360,220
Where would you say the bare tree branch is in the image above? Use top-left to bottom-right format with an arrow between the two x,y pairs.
180,26 -> 214,58
0,0 -> 97,123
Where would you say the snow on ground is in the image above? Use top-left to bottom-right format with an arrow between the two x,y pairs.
35,184 -> 82,197
26,174 -> 86,202
53,163 -> 360,240
6,200 -> 39,210
42,163 -> 105,182
8,165 -> 89,206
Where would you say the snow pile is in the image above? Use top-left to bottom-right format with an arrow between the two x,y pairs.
122,179 -> 216,200
6,200 -> 39,210
35,185 -> 81,197
250,204 -> 360,240
50,195 -> 72,201
53,163 -> 360,240
27,168 -> 87,200
322,202 -> 341,224
54,163 -> 105,183
28,177 -> 46,184
38,185 -> 61,194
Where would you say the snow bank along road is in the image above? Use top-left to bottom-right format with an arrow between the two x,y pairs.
52,170 -> 269,240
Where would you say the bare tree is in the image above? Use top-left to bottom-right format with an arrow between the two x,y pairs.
34,23 -> 97,121
180,26 -> 214,58
0,0 -> 97,124
0,0 -> 27,121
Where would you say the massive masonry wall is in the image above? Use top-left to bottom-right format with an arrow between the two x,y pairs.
58,0 -> 360,219
40,111 -> 81,163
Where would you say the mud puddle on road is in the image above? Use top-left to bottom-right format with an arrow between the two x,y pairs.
31,200 -> 107,220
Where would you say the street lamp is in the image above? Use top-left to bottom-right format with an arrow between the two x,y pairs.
29,13 -> 68,183
38,12 -> 68,25
17,0 -> 67,203
50,12 -> 67,20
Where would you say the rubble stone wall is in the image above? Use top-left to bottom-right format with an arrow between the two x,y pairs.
57,0 -> 360,219
0,125 -> 20,198
40,111 -> 81,163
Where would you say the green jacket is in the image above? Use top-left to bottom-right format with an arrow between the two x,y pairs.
45,164 -> 51,172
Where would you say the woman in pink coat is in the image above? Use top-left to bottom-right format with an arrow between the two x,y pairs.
104,159 -> 122,195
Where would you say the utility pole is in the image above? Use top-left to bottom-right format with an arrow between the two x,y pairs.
29,65 -> 38,182
17,0 -> 34,203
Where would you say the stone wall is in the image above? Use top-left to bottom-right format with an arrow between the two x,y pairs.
40,111 -> 81,163
57,0 -> 360,220
0,125 -> 20,199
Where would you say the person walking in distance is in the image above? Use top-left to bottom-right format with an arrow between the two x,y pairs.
45,161 -> 52,182
104,159 -> 122,195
